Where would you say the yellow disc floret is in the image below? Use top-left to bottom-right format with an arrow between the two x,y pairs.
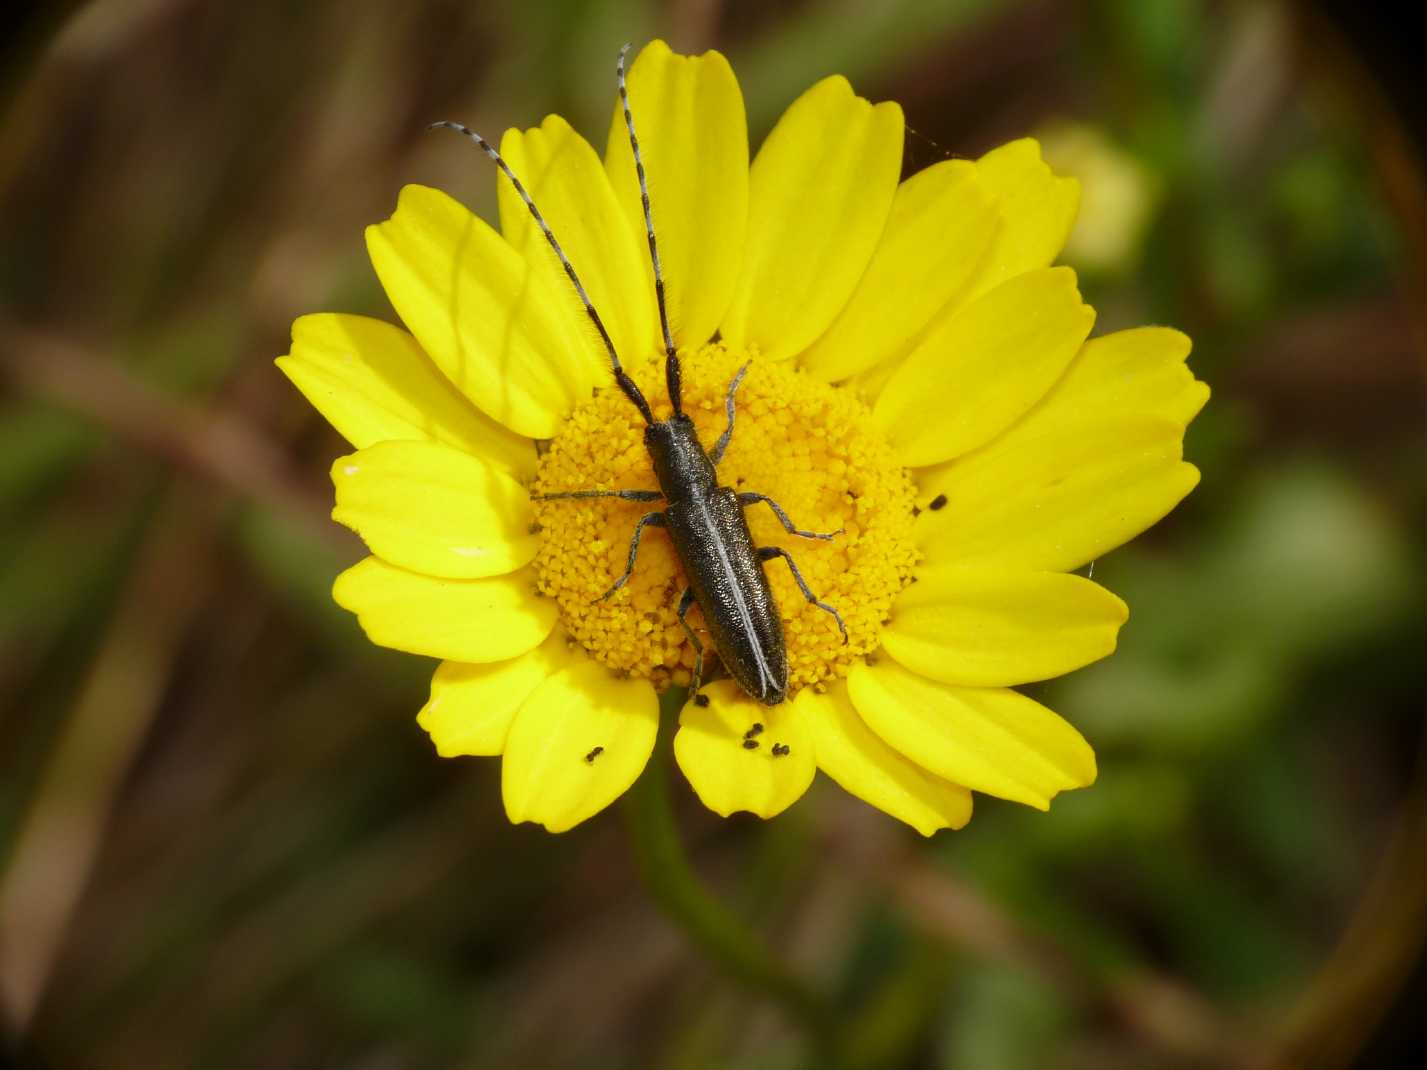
532,345 -> 918,695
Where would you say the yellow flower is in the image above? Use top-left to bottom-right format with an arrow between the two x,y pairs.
277,41 -> 1207,835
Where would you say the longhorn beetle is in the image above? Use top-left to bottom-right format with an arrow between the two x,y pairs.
432,44 -> 847,706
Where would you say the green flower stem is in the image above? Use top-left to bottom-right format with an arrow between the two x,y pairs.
623,688 -> 837,1052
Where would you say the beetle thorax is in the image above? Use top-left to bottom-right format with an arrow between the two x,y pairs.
645,415 -> 716,501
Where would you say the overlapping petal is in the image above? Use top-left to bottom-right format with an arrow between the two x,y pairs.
332,558 -> 556,663
366,185 -> 600,439
278,314 -> 534,477
720,76 -> 903,362
844,138 -> 1082,407
965,138 -> 1081,301
799,685 -> 971,835
801,161 -> 999,382
847,660 -> 1096,810
502,655 -> 659,832
331,440 -> 536,579
1014,326 -> 1209,438
606,40 -> 748,349
499,115 -> 659,365
417,631 -> 576,757
914,416 -> 1199,573
875,267 -> 1095,466
674,679 -> 815,818
882,565 -> 1127,687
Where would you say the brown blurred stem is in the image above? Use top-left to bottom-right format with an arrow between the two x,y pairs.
622,688 -> 839,1061
1273,727 -> 1427,1069
0,487 -> 219,1030
0,322 -> 332,538
0,0 -> 87,118
851,826 -> 1264,1067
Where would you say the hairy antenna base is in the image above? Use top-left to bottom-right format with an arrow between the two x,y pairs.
533,345 -> 919,695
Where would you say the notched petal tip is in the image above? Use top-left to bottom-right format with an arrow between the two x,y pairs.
811,72 -> 854,98
721,68 -> 902,361
959,139 -> 1082,302
365,181 -> 600,440
610,33 -> 749,351
847,660 -> 1097,810
327,441 -> 537,580
500,659 -> 658,832
877,265 -> 1096,466
882,567 -> 1132,688
332,557 -> 556,663
802,685 -> 973,835
674,680 -> 815,819
416,642 -> 572,762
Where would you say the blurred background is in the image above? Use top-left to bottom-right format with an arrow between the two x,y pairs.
2,1 -> 1425,1067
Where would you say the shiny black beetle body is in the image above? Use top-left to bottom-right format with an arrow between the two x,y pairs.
434,46 -> 845,706
649,416 -> 789,703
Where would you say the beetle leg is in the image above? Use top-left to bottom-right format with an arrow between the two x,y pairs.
708,362 -> 751,464
757,546 -> 848,643
675,586 -> 706,697
738,492 -> 843,541
533,488 -> 664,502
595,512 -> 667,602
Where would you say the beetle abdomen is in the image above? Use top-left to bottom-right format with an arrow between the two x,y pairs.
666,488 -> 788,704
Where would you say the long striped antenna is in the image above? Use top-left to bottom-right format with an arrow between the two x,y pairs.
616,44 -> 682,418
429,119 -> 656,426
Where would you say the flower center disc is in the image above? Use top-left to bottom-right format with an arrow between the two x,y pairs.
532,345 -> 918,696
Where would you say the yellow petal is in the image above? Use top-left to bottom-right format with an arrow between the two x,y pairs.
801,161 -> 999,382
882,565 -> 1128,687
501,655 -> 659,832
847,660 -> 1095,810
605,40 -> 748,350
842,357 -> 900,409
965,138 -> 1081,301
366,185 -> 599,439
1016,327 -> 1210,438
417,631 -> 575,757
915,416 -> 1199,572
875,267 -> 1095,466
331,440 -> 537,579
720,76 -> 903,362
277,313 -> 534,478
799,684 -> 971,835
500,115 -> 659,367
673,679 -> 814,818
332,557 -> 555,663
